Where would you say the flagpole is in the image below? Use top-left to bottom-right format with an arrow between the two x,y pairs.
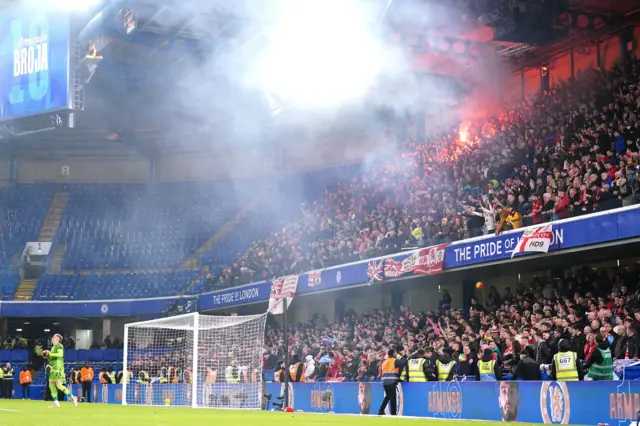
283,297 -> 290,409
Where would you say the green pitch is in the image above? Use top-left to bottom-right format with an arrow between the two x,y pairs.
0,399 -> 521,426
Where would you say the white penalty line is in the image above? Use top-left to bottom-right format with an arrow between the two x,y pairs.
0,408 -> 22,413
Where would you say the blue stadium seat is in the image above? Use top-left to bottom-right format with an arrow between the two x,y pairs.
0,350 -> 10,362
102,349 -> 117,362
88,349 -> 103,362
117,350 -> 124,361
65,349 -> 77,362
76,349 -> 89,362
10,349 -> 28,363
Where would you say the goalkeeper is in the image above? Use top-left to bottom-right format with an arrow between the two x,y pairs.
43,334 -> 78,408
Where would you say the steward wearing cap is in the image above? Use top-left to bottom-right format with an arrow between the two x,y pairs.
585,334 -> 613,380
550,338 -> 584,381
407,349 -> 429,382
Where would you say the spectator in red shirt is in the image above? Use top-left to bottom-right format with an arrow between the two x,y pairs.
326,352 -> 343,380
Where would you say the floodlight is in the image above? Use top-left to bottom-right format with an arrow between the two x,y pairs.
250,0 -> 383,109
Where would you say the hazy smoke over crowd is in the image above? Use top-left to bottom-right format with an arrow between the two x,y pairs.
84,0 -> 513,217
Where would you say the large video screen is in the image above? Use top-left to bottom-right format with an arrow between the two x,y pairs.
0,9 -> 72,122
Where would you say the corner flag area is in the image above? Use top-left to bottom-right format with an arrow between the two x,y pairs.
0,400 -> 513,426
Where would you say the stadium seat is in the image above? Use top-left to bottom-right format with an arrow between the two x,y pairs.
76,349 -> 89,362
10,349 -> 28,362
88,349 -> 103,362
65,349 -> 77,362
0,350 -> 10,362
102,349 -> 118,362
117,349 -> 124,362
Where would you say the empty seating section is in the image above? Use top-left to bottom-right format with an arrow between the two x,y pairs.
59,183 -> 238,270
0,184 -> 53,268
0,170 -> 356,300
0,349 -> 29,363
0,273 -> 19,299
33,270 -> 200,300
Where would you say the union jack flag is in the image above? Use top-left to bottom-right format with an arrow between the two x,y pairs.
367,260 -> 384,282
384,259 -> 404,278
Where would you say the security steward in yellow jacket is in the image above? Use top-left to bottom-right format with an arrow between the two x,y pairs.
476,348 -> 502,381
550,338 -> 584,381
435,347 -> 457,381
407,349 -> 431,382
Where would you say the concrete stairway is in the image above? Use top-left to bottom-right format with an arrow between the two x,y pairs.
180,204 -> 254,270
13,278 -> 37,300
37,191 -> 70,242
48,244 -> 67,274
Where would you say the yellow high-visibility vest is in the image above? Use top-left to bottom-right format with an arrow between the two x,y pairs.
436,360 -> 455,381
408,358 -> 427,382
478,360 -> 496,381
554,351 -> 579,381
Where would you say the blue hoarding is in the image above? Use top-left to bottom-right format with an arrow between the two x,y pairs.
59,381 -> 640,424
197,281 -> 271,311
0,9 -> 71,121
444,207 -> 640,268
0,296 -> 181,317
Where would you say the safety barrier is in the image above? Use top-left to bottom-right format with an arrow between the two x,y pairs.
8,381 -> 628,424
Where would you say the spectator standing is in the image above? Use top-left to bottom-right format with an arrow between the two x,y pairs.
512,346 -> 541,381
584,335 -> 613,381
19,366 -> 31,399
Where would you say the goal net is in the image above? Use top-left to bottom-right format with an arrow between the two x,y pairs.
122,312 -> 267,409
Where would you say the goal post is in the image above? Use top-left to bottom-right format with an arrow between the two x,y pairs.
122,312 -> 267,409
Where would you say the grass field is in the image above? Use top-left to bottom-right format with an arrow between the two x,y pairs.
0,399 -> 519,426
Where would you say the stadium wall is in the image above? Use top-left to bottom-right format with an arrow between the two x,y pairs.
0,157 -> 10,183
156,134 -> 388,181
15,157 -> 149,183
28,381 -> 638,425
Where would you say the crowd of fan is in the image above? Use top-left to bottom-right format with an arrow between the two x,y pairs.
213,58 -> 640,289
262,265 -> 640,381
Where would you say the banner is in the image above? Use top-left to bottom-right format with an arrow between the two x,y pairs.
444,206 -> 640,268
69,381 -> 640,424
307,270 -> 322,287
511,224 -> 552,258
413,243 -> 448,275
201,282 -> 270,310
268,274 -> 299,314
384,244 -> 448,277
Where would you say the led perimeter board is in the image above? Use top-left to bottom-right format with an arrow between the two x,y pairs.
0,8 -> 72,122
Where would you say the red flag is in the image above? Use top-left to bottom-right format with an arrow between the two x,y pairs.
308,270 -> 322,287
413,243 -> 449,275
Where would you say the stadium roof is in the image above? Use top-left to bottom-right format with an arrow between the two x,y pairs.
4,0 -> 640,155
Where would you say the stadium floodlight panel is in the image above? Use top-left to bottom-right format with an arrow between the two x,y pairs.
249,0 -> 383,109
